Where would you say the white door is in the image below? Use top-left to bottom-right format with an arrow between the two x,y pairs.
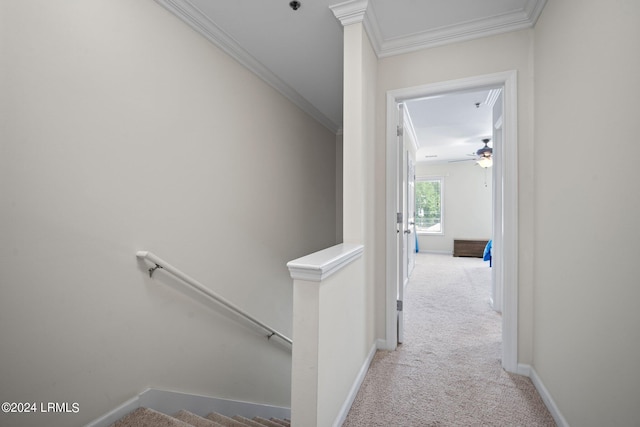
406,154 -> 416,277
397,104 -> 405,344
401,149 -> 409,288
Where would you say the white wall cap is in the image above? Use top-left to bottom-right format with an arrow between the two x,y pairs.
287,243 -> 364,282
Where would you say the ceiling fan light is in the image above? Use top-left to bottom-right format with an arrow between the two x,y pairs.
477,156 -> 493,168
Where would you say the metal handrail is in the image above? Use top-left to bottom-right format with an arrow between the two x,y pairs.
136,251 -> 292,345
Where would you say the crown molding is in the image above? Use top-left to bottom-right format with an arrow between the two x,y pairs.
334,0 -> 547,58
374,0 -> 547,58
330,0 -> 383,57
361,1 -> 382,54
154,0 -> 340,133
329,0 -> 369,26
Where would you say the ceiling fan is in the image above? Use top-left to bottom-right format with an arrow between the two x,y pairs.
475,138 -> 493,168
449,138 -> 493,168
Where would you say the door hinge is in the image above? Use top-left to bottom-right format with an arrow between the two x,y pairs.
397,212 -> 403,224
397,300 -> 403,311
397,125 -> 403,137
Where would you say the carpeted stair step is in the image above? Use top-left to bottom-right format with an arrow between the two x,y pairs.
173,410 -> 225,427
205,412 -> 250,427
230,415 -> 291,427
268,418 -> 290,427
251,416 -> 284,427
109,407 -> 194,427
108,407 -> 291,427
231,415 -> 264,427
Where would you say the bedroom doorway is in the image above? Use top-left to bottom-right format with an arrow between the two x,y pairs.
385,71 -> 519,373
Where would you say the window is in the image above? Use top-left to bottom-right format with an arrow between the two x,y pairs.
415,178 -> 443,234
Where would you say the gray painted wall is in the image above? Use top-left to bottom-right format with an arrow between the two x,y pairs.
533,1 -> 640,425
0,1 -> 336,426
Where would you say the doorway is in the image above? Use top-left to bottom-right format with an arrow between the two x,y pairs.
384,71 -> 519,373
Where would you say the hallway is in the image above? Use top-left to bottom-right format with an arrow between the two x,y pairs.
343,253 -> 555,426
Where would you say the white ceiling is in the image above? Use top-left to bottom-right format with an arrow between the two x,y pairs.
405,88 -> 500,164
153,0 -> 545,159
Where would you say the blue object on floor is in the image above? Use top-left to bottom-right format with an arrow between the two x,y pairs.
483,239 -> 492,267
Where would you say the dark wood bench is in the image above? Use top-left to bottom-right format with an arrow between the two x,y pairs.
453,239 -> 489,258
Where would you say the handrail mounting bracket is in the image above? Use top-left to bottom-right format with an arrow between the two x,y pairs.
148,263 -> 163,278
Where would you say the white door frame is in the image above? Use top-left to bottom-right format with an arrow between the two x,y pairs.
396,103 -> 405,344
384,71 -> 519,373
491,94 -> 504,312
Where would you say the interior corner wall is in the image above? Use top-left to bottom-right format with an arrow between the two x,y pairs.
374,30 -> 535,361
342,24 -> 366,246
341,17 -> 378,379
533,1 -> 640,425
0,1 -> 337,426
415,162 -> 493,254
362,23 -> 379,347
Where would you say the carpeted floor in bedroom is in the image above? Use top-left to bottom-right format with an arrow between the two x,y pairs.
342,253 -> 556,427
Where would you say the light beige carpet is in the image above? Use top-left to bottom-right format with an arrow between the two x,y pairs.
109,407 -> 290,427
111,407 -> 194,427
343,253 -> 556,427
173,410 -> 224,427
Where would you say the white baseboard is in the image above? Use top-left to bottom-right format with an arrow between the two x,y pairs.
419,250 -> 453,255
84,388 -> 290,427
518,364 -> 569,427
84,390 -> 143,427
332,341 -> 378,427
516,363 -> 531,377
377,336 -> 397,351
